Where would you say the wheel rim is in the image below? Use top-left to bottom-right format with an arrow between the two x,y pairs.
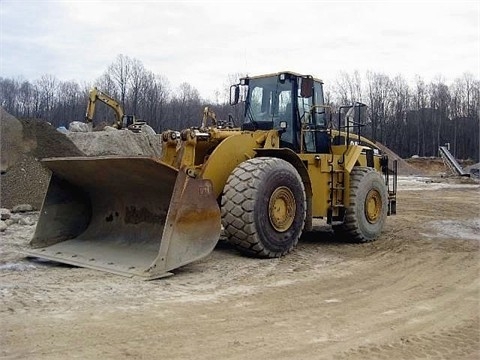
268,186 -> 296,232
365,189 -> 382,224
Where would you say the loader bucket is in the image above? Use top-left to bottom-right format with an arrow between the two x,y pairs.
26,156 -> 221,279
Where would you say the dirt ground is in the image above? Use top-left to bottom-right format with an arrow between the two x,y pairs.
0,175 -> 479,360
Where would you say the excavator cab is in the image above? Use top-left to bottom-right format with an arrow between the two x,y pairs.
122,115 -> 135,128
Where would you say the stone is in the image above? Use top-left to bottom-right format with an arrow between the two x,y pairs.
9,214 -> 22,223
11,204 -> 33,213
68,121 -> 91,132
56,126 -> 69,134
18,216 -> 35,226
0,208 -> 11,220
141,125 -> 156,135
0,220 -> 7,232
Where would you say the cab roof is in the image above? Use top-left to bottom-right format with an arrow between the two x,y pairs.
240,71 -> 323,84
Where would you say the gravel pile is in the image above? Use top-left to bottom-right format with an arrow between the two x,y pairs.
464,162 -> 480,178
0,108 -> 85,210
1,108 -> 163,210
66,130 -> 162,157
374,142 -> 426,176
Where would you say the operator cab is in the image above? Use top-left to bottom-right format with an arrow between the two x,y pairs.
231,72 -> 329,153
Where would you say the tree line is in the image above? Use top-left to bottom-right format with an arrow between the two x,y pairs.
1,54 -> 478,161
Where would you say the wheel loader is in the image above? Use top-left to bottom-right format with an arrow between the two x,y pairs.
26,71 -> 397,279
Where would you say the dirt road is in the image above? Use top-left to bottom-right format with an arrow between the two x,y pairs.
1,176 -> 479,359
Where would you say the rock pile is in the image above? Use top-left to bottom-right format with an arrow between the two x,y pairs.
66,130 -> 162,157
0,108 -> 85,209
464,162 -> 480,178
0,107 -> 164,210
0,205 -> 36,232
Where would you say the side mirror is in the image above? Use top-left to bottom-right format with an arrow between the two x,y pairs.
230,85 -> 240,105
300,77 -> 313,98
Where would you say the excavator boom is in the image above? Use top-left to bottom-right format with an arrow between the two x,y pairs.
85,88 -> 125,128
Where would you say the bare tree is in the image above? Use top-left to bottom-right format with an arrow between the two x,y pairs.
127,58 -> 147,116
412,76 -> 428,156
387,75 -> 410,155
18,80 -> 35,118
167,82 -> 202,130
54,81 -> 82,126
429,77 -> 451,153
35,74 -> 58,122
334,70 -> 363,105
107,54 -> 132,108
0,78 -> 18,116
141,72 -> 171,130
366,72 -> 391,143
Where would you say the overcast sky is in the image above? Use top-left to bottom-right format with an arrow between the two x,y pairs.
1,0 -> 479,100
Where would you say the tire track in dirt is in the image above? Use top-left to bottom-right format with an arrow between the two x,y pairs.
1,177 -> 479,359
335,318 -> 479,360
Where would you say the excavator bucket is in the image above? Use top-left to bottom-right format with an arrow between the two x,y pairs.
26,156 -> 221,279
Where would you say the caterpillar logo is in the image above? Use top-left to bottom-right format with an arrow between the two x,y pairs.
198,184 -> 212,196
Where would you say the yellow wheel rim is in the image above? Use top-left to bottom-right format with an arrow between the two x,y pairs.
365,189 -> 382,223
268,186 -> 296,232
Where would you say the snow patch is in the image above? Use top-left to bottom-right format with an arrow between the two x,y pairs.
398,176 -> 480,191
0,262 -> 36,271
324,298 -> 342,303
421,219 -> 480,241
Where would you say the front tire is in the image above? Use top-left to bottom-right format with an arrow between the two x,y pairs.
221,157 -> 306,257
333,167 -> 388,242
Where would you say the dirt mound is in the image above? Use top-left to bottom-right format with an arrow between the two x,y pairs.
405,157 -> 446,175
1,108 -> 164,210
0,108 -> 84,210
0,109 -> 32,174
374,142 -> 426,176
405,157 -> 478,177
21,118 -> 85,159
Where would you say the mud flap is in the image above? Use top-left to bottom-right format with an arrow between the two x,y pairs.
26,156 -> 221,279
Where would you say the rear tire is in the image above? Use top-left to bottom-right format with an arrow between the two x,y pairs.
221,157 -> 306,257
333,167 -> 388,242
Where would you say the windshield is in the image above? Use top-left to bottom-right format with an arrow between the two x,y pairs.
245,77 -> 293,123
244,76 -> 294,143
241,74 -> 326,150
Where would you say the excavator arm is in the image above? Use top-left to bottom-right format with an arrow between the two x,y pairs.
85,87 -> 125,128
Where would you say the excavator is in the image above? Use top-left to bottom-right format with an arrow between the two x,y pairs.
26,71 -> 397,279
85,87 -> 146,132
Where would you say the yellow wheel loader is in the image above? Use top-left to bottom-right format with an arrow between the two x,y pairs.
27,72 -> 397,279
